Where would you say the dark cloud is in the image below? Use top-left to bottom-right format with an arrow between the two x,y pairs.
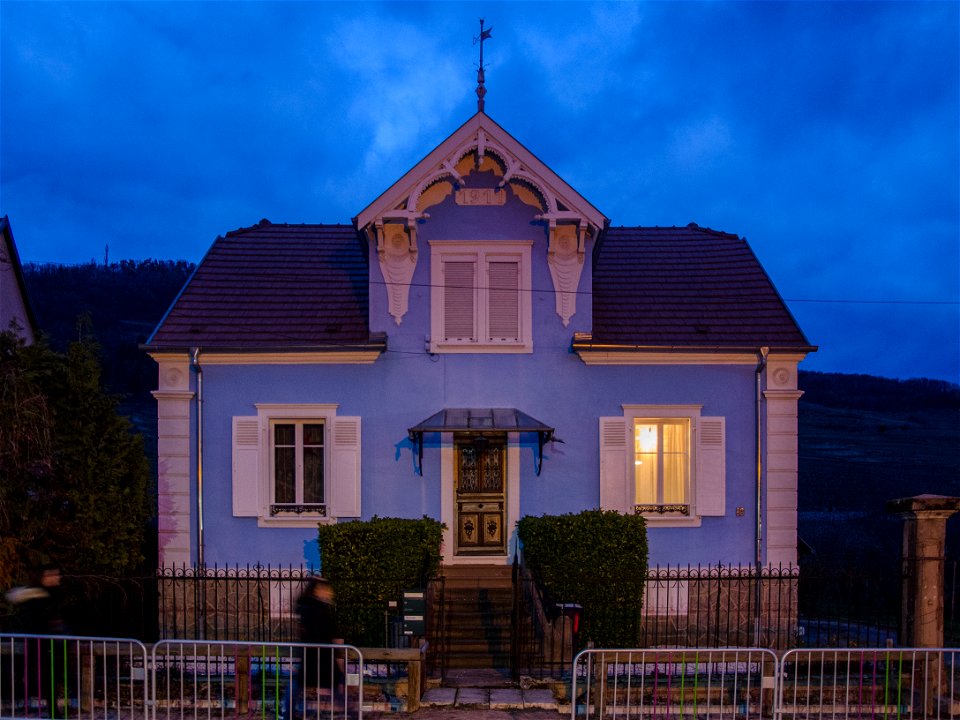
1,1 -> 956,382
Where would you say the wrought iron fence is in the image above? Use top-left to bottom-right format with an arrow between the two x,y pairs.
154,564 -> 313,642
2,561 -> 941,660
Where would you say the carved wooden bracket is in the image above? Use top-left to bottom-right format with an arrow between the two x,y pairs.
375,221 -> 418,325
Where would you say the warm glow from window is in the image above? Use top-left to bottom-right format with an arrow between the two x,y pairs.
634,418 -> 690,509
636,424 -> 658,453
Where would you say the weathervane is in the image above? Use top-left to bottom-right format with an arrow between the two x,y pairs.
473,18 -> 492,113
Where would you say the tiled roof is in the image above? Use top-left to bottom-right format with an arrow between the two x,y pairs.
148,220 -> 811,353
589,224 -> 812,350
146,221 -> 378,350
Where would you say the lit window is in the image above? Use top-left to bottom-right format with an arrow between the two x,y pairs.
634,419 -> 690,515
600,408 -> 725,522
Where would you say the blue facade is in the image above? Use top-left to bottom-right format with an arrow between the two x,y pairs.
150,113 -> 807,572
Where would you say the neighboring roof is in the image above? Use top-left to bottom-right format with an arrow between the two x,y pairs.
145,221 -> 382,352
0,216 -> 38,342
585,224 -> 813,351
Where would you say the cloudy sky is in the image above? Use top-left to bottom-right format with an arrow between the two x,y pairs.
1,2 -> 957,383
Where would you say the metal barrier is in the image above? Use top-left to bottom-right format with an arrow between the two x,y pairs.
572,647 -> 779,718
151,639 -> 363,720
573,647 -> 960,719
778,647 -> 959,719
0,633 -> 149,719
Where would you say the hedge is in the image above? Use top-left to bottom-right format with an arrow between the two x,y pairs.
317,516 -> 443,646
517,510 -> 648,647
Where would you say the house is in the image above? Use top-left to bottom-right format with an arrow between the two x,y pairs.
144,110 -> 814,575
0,216 -> 37,344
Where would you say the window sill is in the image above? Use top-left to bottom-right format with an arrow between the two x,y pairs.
256,515 -> 337,529
639,515 -> 703,528
429,341 -> 533,354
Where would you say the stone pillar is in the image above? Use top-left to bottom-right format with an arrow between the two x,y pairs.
150,355 -> 195,567
763,357 -> 804,566
887,494 -> 960,648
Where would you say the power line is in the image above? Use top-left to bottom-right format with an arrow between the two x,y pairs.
366,276 -> 959,306
785,298 -> 959,306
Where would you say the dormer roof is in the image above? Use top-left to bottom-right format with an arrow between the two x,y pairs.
354,112 -> 607,241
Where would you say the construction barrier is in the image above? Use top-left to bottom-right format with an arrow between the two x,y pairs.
573,646 -> 960,719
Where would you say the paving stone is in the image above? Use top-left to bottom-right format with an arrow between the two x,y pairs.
421,687 -> 457,707
522,688 -> 558,710
489,688 -> 523,709
455,688 -> 490,707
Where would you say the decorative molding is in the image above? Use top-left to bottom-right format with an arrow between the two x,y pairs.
185,351 -> 382,365
578,351 -> 761,366
547,223 -> 586,326
763,389 -> 805,401
455,187 -> 506,206
766,358 -> 799,390
375,221 -> 418,325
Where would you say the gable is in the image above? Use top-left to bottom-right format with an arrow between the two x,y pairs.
355,112 -> 607,238
0,216 -> 37,343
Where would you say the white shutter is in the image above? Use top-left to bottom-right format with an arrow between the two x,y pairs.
232,416 -> 261,517
487,260 -> 520,341
443,261 -> 475,340
696,416 -> 726,516
328,417 -> 361,518
599,417 -> 630,513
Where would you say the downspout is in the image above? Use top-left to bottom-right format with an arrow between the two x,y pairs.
191,348 -> 205,570
754,346 -> 769,645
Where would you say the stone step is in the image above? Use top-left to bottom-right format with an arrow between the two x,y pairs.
421,686 -> 560,711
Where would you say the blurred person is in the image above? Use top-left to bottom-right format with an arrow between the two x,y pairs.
280,577 -> 343,719
6,565 -> 69,716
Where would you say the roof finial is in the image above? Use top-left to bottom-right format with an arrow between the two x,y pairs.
473,18 -> 492,113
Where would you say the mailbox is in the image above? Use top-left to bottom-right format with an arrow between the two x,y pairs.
402,590 -> 425,636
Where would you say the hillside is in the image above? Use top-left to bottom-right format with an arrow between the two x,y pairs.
20,261 -> 960,571
798,371 -> 960,571
23,260 -> 195,444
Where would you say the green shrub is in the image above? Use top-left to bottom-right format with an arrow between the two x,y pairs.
317,516 -> 443,646
517,510 -> 648,647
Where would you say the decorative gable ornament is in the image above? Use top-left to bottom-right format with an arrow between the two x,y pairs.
375,221 -> 418,325
356,113 -> 607,327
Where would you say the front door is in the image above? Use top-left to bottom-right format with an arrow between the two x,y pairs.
455,435 -> 506,555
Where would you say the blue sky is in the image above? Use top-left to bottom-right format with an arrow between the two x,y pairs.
1,2 -> 958,383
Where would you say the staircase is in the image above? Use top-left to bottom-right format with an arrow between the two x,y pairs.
440,564 -> 514,671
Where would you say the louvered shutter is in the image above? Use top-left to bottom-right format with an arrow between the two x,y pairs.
232,416 -> 261,517
443,261 -> 475,340
696,416 -> 726,516
328,417 -> 361,518
487,260 -> 520,341
599,417 -> 631,513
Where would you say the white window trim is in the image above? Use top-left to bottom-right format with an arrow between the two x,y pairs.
625,405 -> 701,526
256,404 -> 338,528
232,404 -> 361,528
428,240 -> 533,354
601,404 -> 726,527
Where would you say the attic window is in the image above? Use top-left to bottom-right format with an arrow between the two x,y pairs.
428,241 -> 533,354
